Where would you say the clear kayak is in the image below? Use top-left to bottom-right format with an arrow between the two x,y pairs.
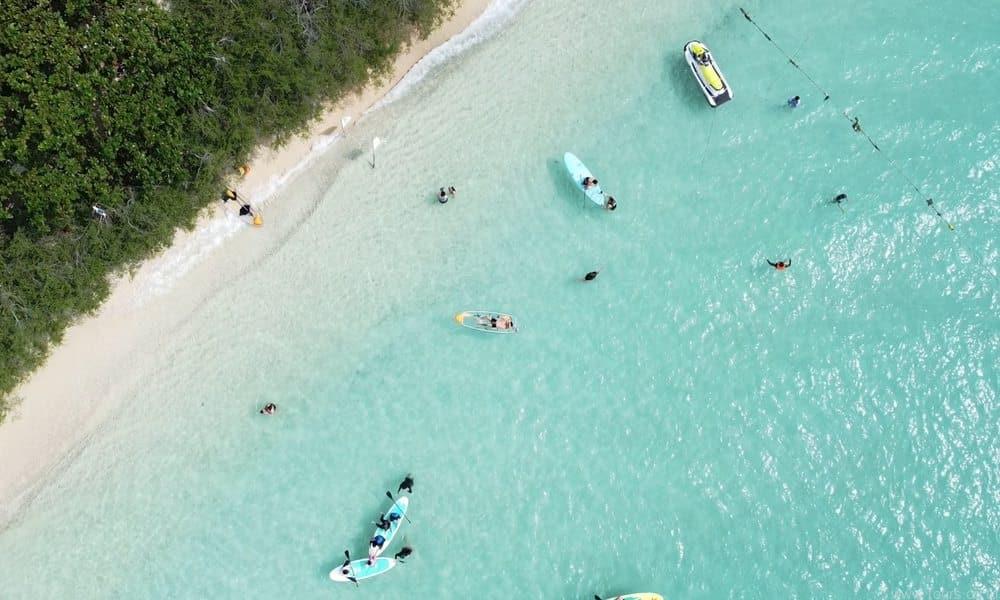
563,152 -> 607,206
454,311 -> 518,334
368,496 -> 409,561
329,557 -> 397,583
683,40 -> 732,107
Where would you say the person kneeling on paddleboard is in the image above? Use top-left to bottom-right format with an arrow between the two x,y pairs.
376,514 -> 392,530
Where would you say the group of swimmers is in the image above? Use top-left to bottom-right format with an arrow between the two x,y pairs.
763,192 -> 849,270
437,186 -> 457,204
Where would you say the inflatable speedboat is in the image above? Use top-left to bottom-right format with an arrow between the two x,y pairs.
683,40 -> 732,107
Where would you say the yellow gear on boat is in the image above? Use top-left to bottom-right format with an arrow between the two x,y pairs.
690,43 -> 705,55
699,64 -> 724,91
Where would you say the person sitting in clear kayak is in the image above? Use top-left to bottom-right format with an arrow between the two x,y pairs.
477,315 -> 513,330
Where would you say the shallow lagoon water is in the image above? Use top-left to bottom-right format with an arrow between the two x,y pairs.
1,0 -> 998,598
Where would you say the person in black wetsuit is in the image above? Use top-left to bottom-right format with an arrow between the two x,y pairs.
394,546 -> 413,562
398,474 -> 414,494
767,259 -> 791,271
583,271 -> 599,281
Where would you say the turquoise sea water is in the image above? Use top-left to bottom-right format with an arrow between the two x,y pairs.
1,0 -> 998,598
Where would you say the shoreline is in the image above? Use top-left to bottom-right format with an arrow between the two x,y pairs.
0,0 -> 497,524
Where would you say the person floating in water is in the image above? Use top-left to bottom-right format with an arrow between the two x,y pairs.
767,259 -> 791,271
238,203 -> 253,217
787,95 -> 800,108
437,188 -> 448,204
851,117 -> 862,133
398,474 -> 414,494
584,270 -> 599,281
832,193 -> 847,204
393,546 -> 413,562
260,403 -> 277,415
447,186 -> 457,199
605,196 -> 617,211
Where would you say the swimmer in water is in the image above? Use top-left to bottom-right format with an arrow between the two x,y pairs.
260,403 -> 277,415
394,546 -> 413,562
398,474 -> 414,494
767,259 -> 791,271
583,271 -> 599,281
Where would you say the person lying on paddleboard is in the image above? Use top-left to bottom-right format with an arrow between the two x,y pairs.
398,474 -> 414,494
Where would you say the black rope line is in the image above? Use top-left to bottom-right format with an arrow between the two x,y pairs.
739,7 -> 957,232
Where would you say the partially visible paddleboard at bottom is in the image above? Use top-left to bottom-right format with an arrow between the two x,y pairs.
329,557 -> 397,583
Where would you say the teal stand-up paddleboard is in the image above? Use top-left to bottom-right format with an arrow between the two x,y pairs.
563,152 -> 606,206
329,557 -> 397,583
368,496 -> 409,560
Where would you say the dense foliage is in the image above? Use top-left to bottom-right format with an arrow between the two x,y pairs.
0,0 -> 455,418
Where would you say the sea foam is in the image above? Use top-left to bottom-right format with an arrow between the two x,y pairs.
135,0 -> 529,303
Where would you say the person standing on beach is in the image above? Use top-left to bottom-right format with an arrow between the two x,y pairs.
767,259 -> 791,271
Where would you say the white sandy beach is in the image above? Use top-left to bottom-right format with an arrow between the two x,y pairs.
0,0 -> 495,525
